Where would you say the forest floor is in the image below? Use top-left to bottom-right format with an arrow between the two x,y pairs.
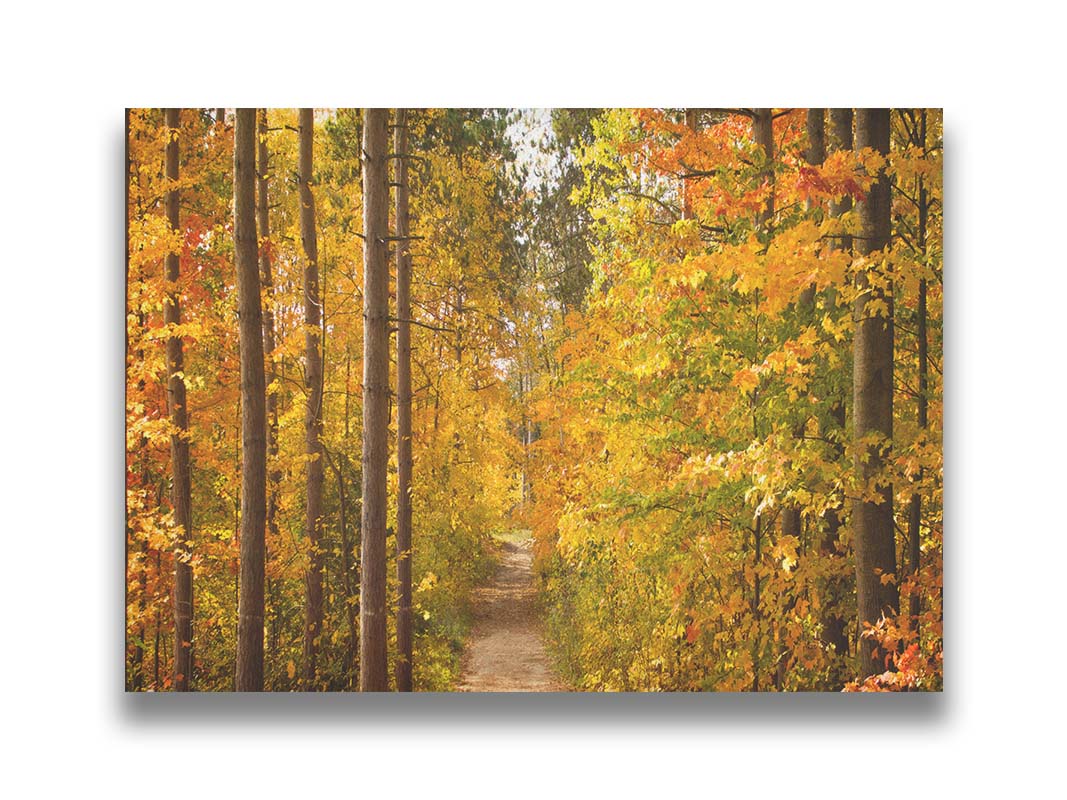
456,535 -> 566,692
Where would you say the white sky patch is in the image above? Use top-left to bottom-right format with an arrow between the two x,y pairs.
506,108 -> 559,193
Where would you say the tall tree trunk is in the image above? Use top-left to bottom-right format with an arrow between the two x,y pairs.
298,107 -> 326,690
126,109 -> 148,692
257,112 -> 281,685
359,108 -> 390,692
394,108 -> 414,692
776,108 -> 828,690
852,108 -> 899,679
164,108 -> 194,692
906,109 -> 929,641
234,108 -> 267,692
816,108 -> 854,673
257,109 -> 280,568
748,109 -> 775,692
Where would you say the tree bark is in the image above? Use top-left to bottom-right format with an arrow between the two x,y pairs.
298,107 -> 326,690
748,110 -> 775,692
852,108 -> 899,679
907,108 -> 929,639
164,108 -> 194,692
359,108 -> 391,692
752,108 -> 775,229
797,107 -> 826,312
259,125 -> 282,683
818,108 -> 853,670
394,108 -> 414,692
681,108 -> 701,220
257,109 -> 280,550
234,108 -> 267,692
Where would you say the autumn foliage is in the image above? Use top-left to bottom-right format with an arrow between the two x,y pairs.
126,108 -> 942,692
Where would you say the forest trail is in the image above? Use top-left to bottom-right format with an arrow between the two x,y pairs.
456,537 -> 565,692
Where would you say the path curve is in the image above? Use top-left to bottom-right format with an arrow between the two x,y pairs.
456,538 -> 565,692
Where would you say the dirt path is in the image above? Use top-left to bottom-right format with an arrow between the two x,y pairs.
456,537 -> 565,692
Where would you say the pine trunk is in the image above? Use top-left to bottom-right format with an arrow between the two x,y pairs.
164,108 -> 194,692
852,108 -> 899,679
298,108 -> 326,689
359,108 -> 391,692
394,109 -> 414,692
234,108 -> 267,692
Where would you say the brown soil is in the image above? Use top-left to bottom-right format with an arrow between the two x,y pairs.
456,537 -> 565,692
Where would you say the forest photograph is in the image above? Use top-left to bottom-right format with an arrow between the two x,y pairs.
125,107 -> 943,693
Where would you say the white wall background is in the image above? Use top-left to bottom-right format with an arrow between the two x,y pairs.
2,2 -> 1062,795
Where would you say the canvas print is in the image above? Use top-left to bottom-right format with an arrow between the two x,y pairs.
125,108 -> 942,692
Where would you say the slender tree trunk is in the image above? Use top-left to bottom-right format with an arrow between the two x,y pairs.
751,513 -> 761,692
126,110 -> 149,692
852,108 -> 899,679
256,110 -> 281,686
164,108 -> 194,692
817,108 -> 854,671
907,109 -> 929,639
748,110 -> 775,692
359,108 -> 391,692
394,108 -> 414,692
682,108 -> 701,220
297,108 -> 326,689
828,109 -> 854,250
798,107 -> 826,310
776,108 -> 828,690
257,109 -> 281,566
234,108 -> 267,692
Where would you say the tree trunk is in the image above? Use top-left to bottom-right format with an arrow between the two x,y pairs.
164,108 -> 194,692
298,107 -> 326,690
257,112 -> 281,686
798,107 -> 826,310
816,108 -> 854,672
359,108 -> 391,692
748,109 -> 775,692
776,107 -> 828,690
234,108 -> 267,692
257,109 -> 280,569
852,108 -> 899,679
907,109 -> 929,640
828,109 -> 854,250
752,108 -> 775,230
682,108 -> 701,220
394,108 -> 414,692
